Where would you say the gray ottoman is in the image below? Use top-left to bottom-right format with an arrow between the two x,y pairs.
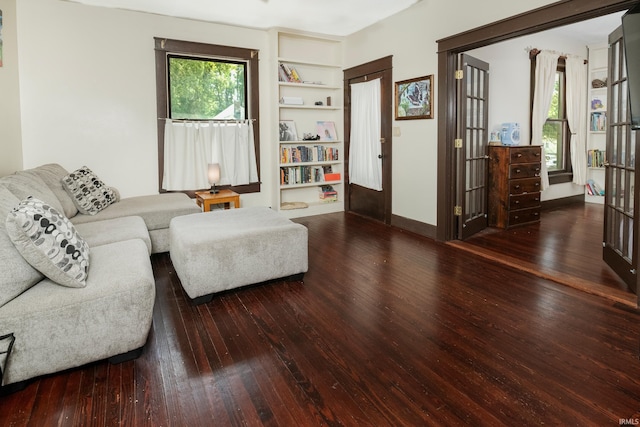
169,207 -> 308,303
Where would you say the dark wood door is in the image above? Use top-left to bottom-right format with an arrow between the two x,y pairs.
457,54 -> 490,240
603,26 -> 640,295
344,57 -> 392,224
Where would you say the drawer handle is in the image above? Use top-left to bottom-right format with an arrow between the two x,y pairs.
515,200 -> 520,204
517,154 -> 522,158
535,168 -> 540,172
514,185 -> 520,189
535,182 -> 540,187
515,169 -> 521,173
514,216 -> 519,219
534,212 -> 539,216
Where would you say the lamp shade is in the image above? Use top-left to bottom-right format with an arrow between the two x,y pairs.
208,163 -> 221,185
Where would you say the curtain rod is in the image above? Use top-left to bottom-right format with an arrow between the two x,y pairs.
528,48 -> 588,64
158,118 -> 256,123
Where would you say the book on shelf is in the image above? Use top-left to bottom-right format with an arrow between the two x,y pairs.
319,185 -> 338,203
586,179 -> 604,196
280,145 -> 339,164
279,63 -> 302,83
587,149 -> 606,167
590,112 -> 606,131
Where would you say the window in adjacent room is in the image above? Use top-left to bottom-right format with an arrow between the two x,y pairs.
531,58 -> 572,183
154,38 -> 261,194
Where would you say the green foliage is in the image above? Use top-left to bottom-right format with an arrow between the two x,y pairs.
169,57 -> 245,120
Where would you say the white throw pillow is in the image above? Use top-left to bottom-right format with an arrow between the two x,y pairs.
61,166 -> 117,215
5,196 -> 90,288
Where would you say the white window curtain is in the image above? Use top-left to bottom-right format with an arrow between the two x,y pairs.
565,56 -> 588,186
162,120 -> 258,191
349,78 -> 382,191
531,50 -> 559,191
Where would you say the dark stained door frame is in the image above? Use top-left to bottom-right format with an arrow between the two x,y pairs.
436,0 -> 640,243
344,56 -> 393,225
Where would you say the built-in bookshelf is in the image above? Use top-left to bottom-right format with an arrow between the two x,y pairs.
274,31 -> 344,217
586,44 -> 608,204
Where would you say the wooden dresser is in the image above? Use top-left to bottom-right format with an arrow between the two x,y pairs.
488,145 -> 542,229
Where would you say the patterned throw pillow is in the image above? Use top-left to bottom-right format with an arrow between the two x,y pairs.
5,196 -> 90,288
61,166 -> 117,215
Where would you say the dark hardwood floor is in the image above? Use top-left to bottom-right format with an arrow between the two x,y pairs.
452,202 -> 635,306
2,208 -> 640,426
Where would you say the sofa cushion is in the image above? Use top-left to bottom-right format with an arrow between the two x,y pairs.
74,216 -> 152,255
0,239 -> 155,386
61,166 -> 117,215
6,196 -> 90,288
70,193 -> 200,231
0,169 -> 65,215
31,163 -> 79,219
0,188 -> 43,308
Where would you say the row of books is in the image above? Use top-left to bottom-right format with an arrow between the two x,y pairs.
591,112 -> 606,131
279,63 -> 303,83
280,146 -> 339,164
280,165 -> 341,185
586,179 -> 605,196
587,149 -> 606,168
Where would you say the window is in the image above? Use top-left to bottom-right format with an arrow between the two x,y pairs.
531,58 -> 572,183
155,38 -> 260,194
168,55 -> 246,120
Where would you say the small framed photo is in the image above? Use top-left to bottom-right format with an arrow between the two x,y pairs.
395,75 -> 433,120
279,120 -> 298,141
316,121 -> 338,141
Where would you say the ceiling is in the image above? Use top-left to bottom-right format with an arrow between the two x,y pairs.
546,11 -> 625,45
66,0 -> 421,36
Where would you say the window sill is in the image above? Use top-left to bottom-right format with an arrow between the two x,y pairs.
548,172 -> 573,185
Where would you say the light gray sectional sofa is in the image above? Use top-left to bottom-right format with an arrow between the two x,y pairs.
0,164 -> 201,389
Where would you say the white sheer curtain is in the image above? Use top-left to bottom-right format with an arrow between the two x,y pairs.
349,78 -> 382,191
531,50 -> 559,191
566,56 -> 588,186
162,119 -> 258,191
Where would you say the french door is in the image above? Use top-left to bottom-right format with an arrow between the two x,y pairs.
603,26 -> 640,295
456,54 -> 490,240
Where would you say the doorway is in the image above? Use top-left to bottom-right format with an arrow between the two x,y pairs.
344,56 -> 393,224
436,0 -> 640,300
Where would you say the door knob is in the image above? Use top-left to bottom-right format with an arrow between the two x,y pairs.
378,154 -> 383,159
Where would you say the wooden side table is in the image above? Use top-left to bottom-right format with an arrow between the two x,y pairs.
195,189 -> 240,212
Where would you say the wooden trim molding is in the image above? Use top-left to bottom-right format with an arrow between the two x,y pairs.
154,37 -> 261,195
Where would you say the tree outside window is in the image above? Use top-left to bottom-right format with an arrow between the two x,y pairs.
168,56 -> 247,120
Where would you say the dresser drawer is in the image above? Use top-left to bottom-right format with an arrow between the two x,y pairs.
509,192 -> 541,210
509,207 -> 541,226
509,163 -> 541,179
509,178 -> 541,194
510,147 -> 542,164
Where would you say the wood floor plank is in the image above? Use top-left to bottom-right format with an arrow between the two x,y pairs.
2,205 -> 640,426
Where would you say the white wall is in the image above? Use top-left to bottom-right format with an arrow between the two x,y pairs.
467,31 -> 592,201
0,0 -> 23,176
344,0 -> 562,225
15,0 -> 275,205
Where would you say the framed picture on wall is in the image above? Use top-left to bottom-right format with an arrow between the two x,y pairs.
395,75 -> 433,120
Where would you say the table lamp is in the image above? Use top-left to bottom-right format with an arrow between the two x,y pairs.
208,163 -> 220,194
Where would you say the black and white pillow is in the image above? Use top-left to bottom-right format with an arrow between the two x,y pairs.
5,196 -> 90,288
0,333 -> 15,386
61,166 -> 117,215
